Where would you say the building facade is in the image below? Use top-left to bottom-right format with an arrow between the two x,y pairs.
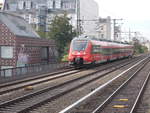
0,12 -> 57,70
96,16 -> 111,40
3,0 -> 99,36
80,0 -> 99,36
143,41 -> 150,51
0,3 -> 3,10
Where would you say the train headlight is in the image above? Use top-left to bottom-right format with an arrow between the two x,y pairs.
83,52 -> 86,55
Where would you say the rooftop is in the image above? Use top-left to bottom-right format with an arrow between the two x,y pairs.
0,11 -> 40,38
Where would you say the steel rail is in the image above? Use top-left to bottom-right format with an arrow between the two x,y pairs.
59,56 -> 149,113
0,56 -> 140,113
0,67 -> 75,88
0,70 -> 80,95
129,71 -> 150,113
0,57 -> 137,96
1,55 -> 142,89
92,58 -> 149,113
16,58 -> 141,113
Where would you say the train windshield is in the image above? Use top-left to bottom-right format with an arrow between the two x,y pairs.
72,40 -> 88,51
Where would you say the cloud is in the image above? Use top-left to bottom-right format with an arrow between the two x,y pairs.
94,0 -> 150,20
94,0 -> 150,39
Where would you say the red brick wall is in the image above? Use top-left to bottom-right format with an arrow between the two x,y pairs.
0,21 -> 57,68
16,36 -> 57,65
0,21 -> 16,67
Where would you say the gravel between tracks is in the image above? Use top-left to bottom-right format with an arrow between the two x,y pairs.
98,60 -> 150,113
0,69 -> 95,104
0,58 -> 135,104
29,59 -> 140,113
135,68 -> 150,113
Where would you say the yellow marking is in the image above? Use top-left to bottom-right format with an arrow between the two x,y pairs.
113,105 -> 127,108
118,99 -> 129,101
114,98 -> 129,101
24,86 -> 34,90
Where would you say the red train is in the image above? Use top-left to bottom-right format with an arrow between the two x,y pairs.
68,36 -> 134,65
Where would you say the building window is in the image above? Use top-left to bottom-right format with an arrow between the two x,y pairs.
9,3 -> 17,11
1,46 -> 13,58
62,1 -> 75,10
55,0 -> 61,9
100,26 -> 104,30
31,2 -> 33,8
47,0 -> 53,9
23,2 -> 26,9
18,1 -> 24,9
26,1 -> 31,9
101,34 -> 104,38
53,1 -> 55,9
6,3 -> 9,10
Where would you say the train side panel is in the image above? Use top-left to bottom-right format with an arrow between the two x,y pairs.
68,37 -> 134,66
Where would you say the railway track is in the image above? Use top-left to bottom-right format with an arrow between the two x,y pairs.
133,68 -> 150,113
0,56 -> 146,113
92,58 -> 150,113
0,56 -> 141,96
0,67 -> 75,88
0,69 -> 80,95
59,55 -> 150,113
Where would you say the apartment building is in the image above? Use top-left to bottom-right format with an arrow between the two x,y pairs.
3,0 -> 99,36
96,16 -> 111,40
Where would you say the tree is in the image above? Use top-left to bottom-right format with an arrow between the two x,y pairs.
133,40 -> 148,54
37,30 -> 46,38
34,25 -> 46,38
48,14 -> 76,60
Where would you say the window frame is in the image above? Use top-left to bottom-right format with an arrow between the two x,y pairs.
1,46 -> 13,59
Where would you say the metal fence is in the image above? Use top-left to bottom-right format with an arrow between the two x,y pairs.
0,62 -> 69,83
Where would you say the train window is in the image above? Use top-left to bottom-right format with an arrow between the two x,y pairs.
101,48 -> 112,55
111,48 -> 117,54
72,40 -> 88,51
92,45 -> 101,53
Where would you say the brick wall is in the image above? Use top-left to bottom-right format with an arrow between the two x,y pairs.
16,36 -> 57,65
0,21 -> 16,67
0,21 -> 57,69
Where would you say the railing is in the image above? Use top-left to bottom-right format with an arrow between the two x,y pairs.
0,62 -> 69,83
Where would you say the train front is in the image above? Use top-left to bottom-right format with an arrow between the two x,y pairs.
68,38 -> 91,65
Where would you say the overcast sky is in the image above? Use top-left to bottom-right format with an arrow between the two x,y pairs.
94,0 -> 150,40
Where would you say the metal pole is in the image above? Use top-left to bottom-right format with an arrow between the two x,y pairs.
129,28 -> 131,41
76,0 -> 80,36
113,19 -> 116,41
112,18 -> 123,41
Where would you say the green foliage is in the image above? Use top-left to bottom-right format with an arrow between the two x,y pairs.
62,54 -> 68,62
141,45 -> 148,53
37,31 -> 46,38
61,46 -> 70,61
36,26 -> 47,38
134,41 -> 148,54
48,14 -> 76,60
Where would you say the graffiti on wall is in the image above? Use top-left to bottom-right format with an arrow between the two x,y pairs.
17,46 -> 29,67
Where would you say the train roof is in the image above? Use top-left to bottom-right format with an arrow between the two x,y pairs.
72,36 -> 133,48
73,36 -> 132,46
